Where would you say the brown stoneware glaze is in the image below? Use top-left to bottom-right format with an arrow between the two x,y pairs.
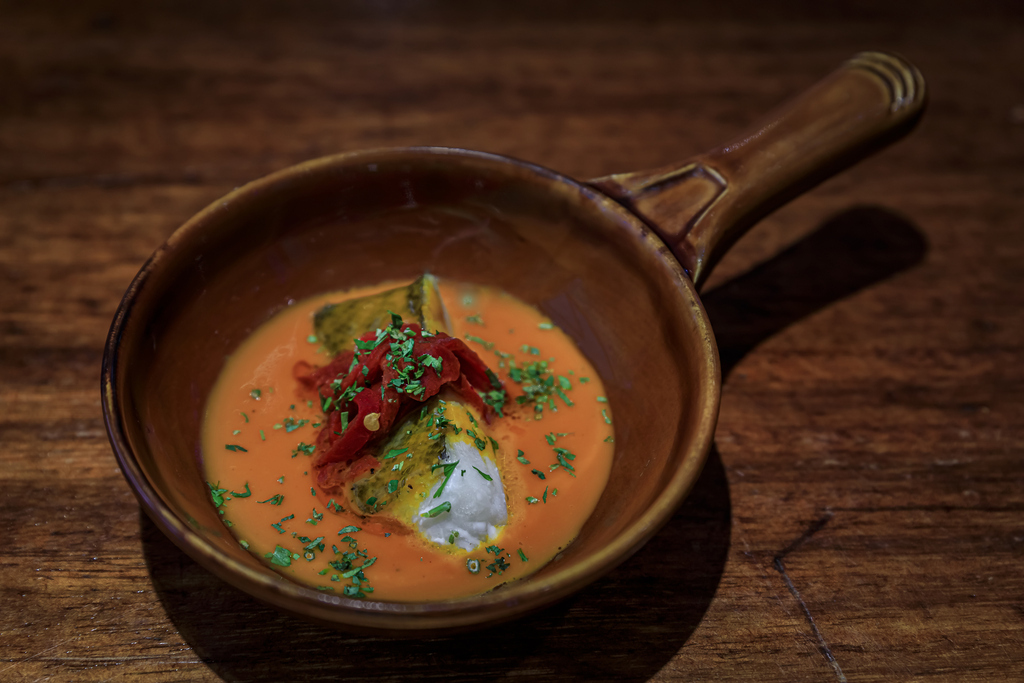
102,52 -> 925,635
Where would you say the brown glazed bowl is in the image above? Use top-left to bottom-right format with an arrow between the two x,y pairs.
102,52 -> 924,635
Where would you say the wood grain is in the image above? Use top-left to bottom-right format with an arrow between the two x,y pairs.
2,1 -> 1023,680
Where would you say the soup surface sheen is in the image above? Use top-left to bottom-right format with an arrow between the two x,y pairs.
202,279 -> 614,601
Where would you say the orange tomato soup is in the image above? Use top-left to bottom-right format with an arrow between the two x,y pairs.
202,279 -> 614,601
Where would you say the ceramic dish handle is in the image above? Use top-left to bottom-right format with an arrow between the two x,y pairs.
589,51 -> 926,288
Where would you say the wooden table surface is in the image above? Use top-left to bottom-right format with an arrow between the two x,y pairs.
2,1 -> 1022,680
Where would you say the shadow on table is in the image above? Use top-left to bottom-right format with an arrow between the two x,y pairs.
141,205 -> 924,682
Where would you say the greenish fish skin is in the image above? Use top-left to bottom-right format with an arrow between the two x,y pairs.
313,274 -> 451,354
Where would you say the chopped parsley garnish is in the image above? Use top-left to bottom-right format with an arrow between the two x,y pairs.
531,469 -> 546,480
553,447 -> 577,477
466,314 -> 484,325
224,444 -> 247,452
508,358 -> 574,418
283,417 -> 309,433
240,412 -> 249,423
538,322 -> 553,330
229,483 -> 252,498
526,496 -> 539,504
602,409 -> 612,424
264,545 -> 294,567
206,482 -> 228,508
258,494 -> 284,505
518,548 -> 529,561
517,450 -> 530,464
465,334 -> 495,350
473,466 -> 493,481
484,545 -> 511,575
250,388 -> 262,400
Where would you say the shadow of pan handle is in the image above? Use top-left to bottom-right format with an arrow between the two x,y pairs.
701,205 -> 928,378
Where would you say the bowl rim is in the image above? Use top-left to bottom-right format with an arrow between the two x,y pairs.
100,146 -> 722,632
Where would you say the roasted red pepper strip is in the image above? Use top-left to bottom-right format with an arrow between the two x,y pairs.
294,322 -> 504,493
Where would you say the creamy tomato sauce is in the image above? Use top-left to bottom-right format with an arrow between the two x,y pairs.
202,280 -> 614,602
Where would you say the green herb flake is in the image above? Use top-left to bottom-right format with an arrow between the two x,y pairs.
543,486 -> 549,503
597,396 -> 608,403
239,540 -> 249,550
383,447 -> 408,460
538,322 -> 554,330
604,435 -> 614,443
260,429 -> 266,441
488,436 -> 500,452
466,314 -> 484,325
307,334 -> 318,343
206,482 -> 228,508
531,469 -> 546,480
258,494 -> 284,505
250,388 -> 262,400
526,496 -> 540,504
224,444 -> 248,452
387,480 -> 399,494
465,334 -> 495,350
240,412 -> 249,423
579,377 -> 590,383
518,548 -> 529,561
264,545 -> 292,567
517,450 -> 530,464
545,433 -> 557,445
602,409 -> 612,425
473,466 -> 493,481
338,525 -> 362,534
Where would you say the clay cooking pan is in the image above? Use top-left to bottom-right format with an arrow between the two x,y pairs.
102,52 -> 925,634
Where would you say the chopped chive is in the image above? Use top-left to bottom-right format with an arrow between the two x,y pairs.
424,501 -> 451,518
240,412 -> 249,423
225,444 -> 247,452
518,548 -> 529,561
